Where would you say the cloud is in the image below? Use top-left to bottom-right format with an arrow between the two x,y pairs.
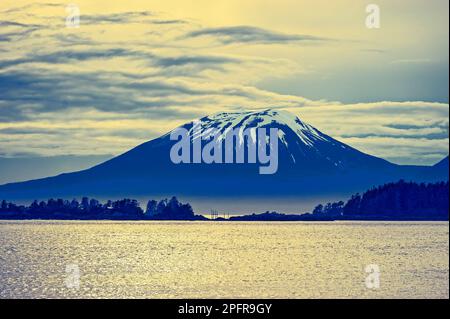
0,21 -> 38,28
284,101 -> 449,164
153,55 -> 240,68
150,19 -> 188,25
0,28 -> 38,42
0,2 -> 60,14
81,11 -> 154,25
361,49 -> 388,54
0,65 -> 314,124
0,70 -> 196,120
184,25 -> 328,45
390,59 -> 434,65
0,46 -> 244,75
0,4 -> 447,166
339,132 -> 448,140
0,48 -> 143,68
0,127 -> 59,135
0,18 -> 45,43
338,136 -> 449,166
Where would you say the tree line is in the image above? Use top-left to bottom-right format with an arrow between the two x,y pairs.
1,180 -> 448,221
0,196 -> 205,220
312,180 -> 449,220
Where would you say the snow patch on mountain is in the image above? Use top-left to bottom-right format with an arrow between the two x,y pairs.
183,109 -> 331,149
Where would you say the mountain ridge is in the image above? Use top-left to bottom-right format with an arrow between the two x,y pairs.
0,109 -> 447,204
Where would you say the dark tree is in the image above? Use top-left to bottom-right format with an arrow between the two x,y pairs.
145,200 -> 158,216
314,180 -> 449,220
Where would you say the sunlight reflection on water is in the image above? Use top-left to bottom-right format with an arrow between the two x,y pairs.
0,221 -> 448,298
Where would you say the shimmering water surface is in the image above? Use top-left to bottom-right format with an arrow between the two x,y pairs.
0,221 -> 448,298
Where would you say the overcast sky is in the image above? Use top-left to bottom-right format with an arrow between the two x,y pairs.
0,0 -> 448,165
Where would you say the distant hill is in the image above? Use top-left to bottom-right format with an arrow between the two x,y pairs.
434,156 -> 449,170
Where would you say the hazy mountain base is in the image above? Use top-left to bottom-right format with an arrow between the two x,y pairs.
0,155 -> 112,184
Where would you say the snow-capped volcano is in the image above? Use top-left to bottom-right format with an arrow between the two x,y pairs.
169,108 -> 392,172
0,109 -> 447,202
164,108 -> 389,171
196,109 -> 329,148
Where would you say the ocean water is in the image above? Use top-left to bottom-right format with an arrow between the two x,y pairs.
0,221 -> 448,299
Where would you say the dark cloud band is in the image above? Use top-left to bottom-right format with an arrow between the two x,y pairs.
184,25 -> 328,45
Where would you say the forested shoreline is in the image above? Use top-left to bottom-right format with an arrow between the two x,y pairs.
0,180 -> 448,221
